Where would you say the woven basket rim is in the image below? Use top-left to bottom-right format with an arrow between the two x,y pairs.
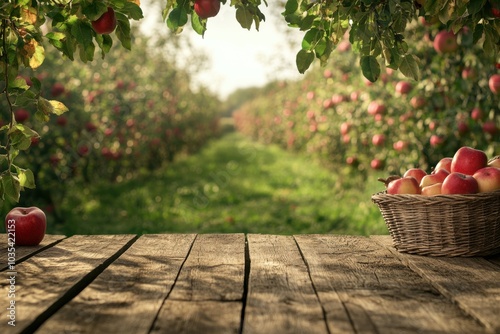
372,189 -> 500,203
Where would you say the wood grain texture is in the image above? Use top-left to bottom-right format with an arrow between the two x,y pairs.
0,234 -> 135,334
0,234 -> 66,270
296,235 -> 484,334
36,234 -> 196,334
372,235 -> 500,333
151,234 -> 245,334
242,234 -> 328,334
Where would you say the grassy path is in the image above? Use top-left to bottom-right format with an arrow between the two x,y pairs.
55,133 -> 388,236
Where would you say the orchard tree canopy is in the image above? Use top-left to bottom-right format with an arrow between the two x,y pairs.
164,0 -> 500,81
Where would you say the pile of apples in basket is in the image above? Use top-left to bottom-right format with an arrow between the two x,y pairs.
379,146 -> 500,195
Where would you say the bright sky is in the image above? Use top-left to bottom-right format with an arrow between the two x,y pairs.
141,2 -> 303,99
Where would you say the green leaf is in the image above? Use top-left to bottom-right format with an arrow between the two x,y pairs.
167,7 -> 188,31
2,174 -> 21,203
116,12 -> 132,50
14,89 -> 37,108
9,76 -> 29,90
296,49 -> 315,74
302,28 -> 322,51
284,0 -> 299,15
399,54 -> 420,81
29,41 -> 45,69
45,32 -> 66,49
360,55 -> 380,82
425,0 -> 448,16
467,0 -> 487,15
37,97 -> 68,116
236,7 -> 253,30
17,168 -> 35,189
191,14 -> 206,35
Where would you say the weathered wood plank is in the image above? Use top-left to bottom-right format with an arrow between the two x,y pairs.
372,235 -> 500,333
0,234 -> 66,270
242,234 -> 328,334
0,234 -> 136,334
151,233 -> 245,334
35,234 -> 196,334
296,235 -> 484,334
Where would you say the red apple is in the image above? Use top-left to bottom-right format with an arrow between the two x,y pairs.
461,67 -> 477,80
420,169 -> 449,188
5,207 -> 46,246
482,121 -> 498,135
457,121 -> 469,135
434,157 -> 452,173
441,172 -> 479,194
51,82 -> 65,97
194,0 -> 221,19
421,182 -> 442,196
471,107 -> 483,121
403,168 -> 427,184
340,122 -> 351,135
429,134 -> 444,147
346,156 -> 358,165
387,177 -> 421,195
56,116 -> 67,126
410,96 -> 426,109
473,167 -> 500,193
451,146 -> 488,175
433,30 -> 458,54
489,74 -> 500,95
14,109 -> 30,123
395,81 -> 412,95
91,7 -> 117,35
78,145 -> 90,156
393,140 -> 408,151
372,134 -> 385,146
370,158 -> 384,170
367,101 -> 385,115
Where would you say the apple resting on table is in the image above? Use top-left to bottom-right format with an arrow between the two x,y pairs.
5,207 -> 46,246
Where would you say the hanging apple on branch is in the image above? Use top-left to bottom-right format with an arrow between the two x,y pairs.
162,0 -> 500,82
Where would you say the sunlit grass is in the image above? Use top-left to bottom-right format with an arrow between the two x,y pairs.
53,133 -> 388,236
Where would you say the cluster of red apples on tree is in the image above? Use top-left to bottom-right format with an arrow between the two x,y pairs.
383,147 -> 500,196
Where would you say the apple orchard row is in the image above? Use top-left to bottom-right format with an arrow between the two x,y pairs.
233,18 -> 499,176
1,31 -> 223,217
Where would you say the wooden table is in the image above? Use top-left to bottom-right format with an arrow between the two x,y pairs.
1,234 -> 499,334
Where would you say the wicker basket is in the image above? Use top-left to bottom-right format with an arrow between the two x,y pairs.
371,190 -> 500,257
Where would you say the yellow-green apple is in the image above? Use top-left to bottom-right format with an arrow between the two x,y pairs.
433,30 -> 458,53
434,157 -> 452,173
387,177 -> 421,195
91,7 -> 117,34
450,146 -> 488,175
421,182 -> 442,196
420,169 -> 449,188
489,156 -> 500,168
441,172 -> 479,195
5,207 -> 46,246
403,168 -> 427,184
472,167 -> 500,193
